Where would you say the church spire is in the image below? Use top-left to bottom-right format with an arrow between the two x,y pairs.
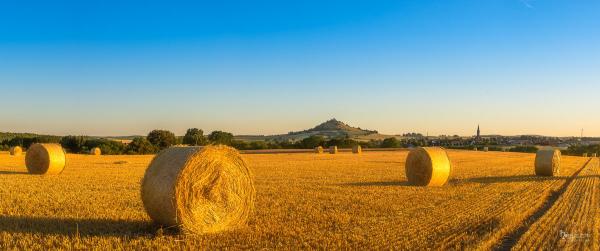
477,124 -> 481,138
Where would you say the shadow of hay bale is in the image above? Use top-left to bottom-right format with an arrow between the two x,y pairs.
340,181 -> 411,187
0,170 -> 29,175
0,216 -> 154,237
364,161 -> 404,164
451,175 -> 569,184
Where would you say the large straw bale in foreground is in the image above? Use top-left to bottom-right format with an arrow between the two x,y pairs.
405,147 -> 451,186
535,149 -> 561,176
329,146 -> 338,154
25,143 -> 66,175
9,146 -> 22,156
314,146 -> 323,154
141,145 -> 255,235
90,147 -> 101,155
352,145 -> 362,154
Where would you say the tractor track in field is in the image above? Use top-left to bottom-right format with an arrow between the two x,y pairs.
493,158 -> 594,251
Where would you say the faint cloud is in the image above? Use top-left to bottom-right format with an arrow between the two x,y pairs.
520,0 -> 534,9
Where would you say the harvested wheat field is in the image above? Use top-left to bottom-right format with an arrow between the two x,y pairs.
0,150 -> 598,249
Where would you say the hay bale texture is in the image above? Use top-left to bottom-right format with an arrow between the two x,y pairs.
9,146 -> 22,156
141,145 -> 255,235
352,145 -> 362,154
314,146 -> 323,154
329,146 -> 338,154
535,149 -> 561,176
405,147 -> 451,186
90,147 -> 101,155
25,143 -> 66,175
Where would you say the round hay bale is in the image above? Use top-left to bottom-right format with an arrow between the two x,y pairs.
314,146 -> 323,154
473,147 -> 478,151
9,146 -> 22,156
535,149 -> 561,176
483,147 -> 489,152
90,147 -> 101,155
141,145 -> 255,235
405,147 -> 451,186
25,143 -> 66,175
329,146 -> 338,154
352,145 -> 362,154
583,153 -> 588,157
593,153 -> 598,158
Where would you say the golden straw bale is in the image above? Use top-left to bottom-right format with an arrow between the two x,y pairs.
483,147 -> 489,152
314,146 -> 323,154
329,146 -> 338,154
405,147 -> 451,186
9,146 -> 22,156
352,145 -> 362,154
535,149 -> 561,176
90,147 -> 101,155
141,145 -> 255,235
583,153 -> 588,157
25,143 -> 66,175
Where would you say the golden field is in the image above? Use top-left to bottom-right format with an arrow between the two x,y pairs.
0,150 -> 597,250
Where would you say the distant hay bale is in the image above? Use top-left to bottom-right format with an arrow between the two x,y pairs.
473,147 -> 478,151
141,145 -> 255,235
405,147 -> 451,186
9,146 -> 22,156
352,145 -> 362,154
583,153 -> 588,157
329,146 -> 338,154
593,153 -> 598,158
90,147 -> 101,155
25,143 -> 66,175
483,147 -> 489,152
535,149 -> 561,176
314,146 -> 323,154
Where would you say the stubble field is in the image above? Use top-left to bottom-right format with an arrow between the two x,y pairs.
0,150 -> 597,250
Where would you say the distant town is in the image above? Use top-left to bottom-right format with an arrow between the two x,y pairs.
415,125 -> 600,151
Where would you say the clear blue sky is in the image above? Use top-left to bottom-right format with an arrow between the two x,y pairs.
1,1 -> 599,137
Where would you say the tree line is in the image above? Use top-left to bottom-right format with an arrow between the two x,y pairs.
0,129 -> 235,155
0,129 -> 414,154
2,130 -> 595,156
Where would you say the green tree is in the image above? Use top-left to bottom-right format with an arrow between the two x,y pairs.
381,137 -> 401,148
300,135 -> 325,149
84,139 -> 126,155
147,130 -> 176,150
183,128 -> 207,146
60,136 -> 87,153
127,137 -> 157,154
208,131 -> 234,145
509,146 -> 539,153
325,137 -> 358,148
250,140 -> 269,149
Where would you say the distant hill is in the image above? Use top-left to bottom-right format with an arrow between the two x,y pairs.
2,119 -> 396,143
289,118 -> 377,137
236,118 -> 394,142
